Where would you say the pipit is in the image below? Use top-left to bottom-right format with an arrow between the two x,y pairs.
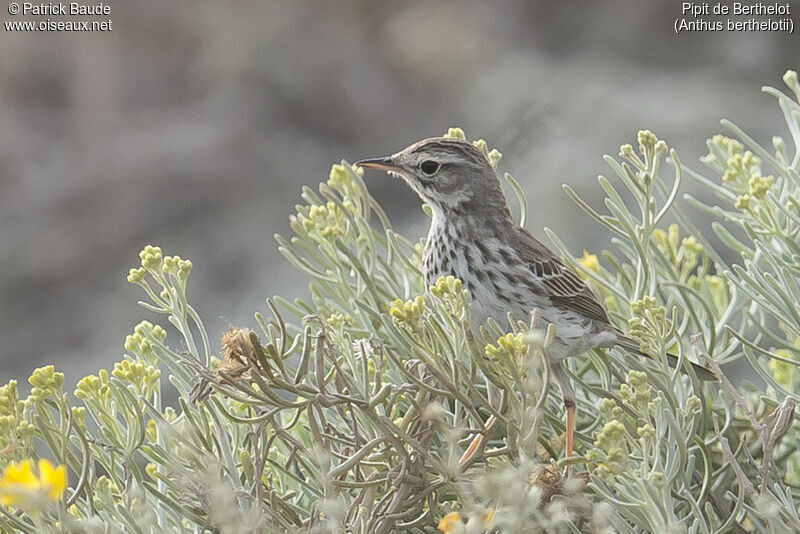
356,137 -> 715,463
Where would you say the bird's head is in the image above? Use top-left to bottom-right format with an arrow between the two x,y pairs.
355,137 -> 511,219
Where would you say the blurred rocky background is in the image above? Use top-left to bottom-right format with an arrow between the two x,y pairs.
1,0 -> 798,387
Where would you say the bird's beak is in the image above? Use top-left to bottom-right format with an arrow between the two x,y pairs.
354,156 -> 399,172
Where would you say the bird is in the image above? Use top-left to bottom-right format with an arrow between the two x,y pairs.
355,136 -> 715,463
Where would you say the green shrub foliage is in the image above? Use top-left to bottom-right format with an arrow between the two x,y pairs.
1,72 -> 799,534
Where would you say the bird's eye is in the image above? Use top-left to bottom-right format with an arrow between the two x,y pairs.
419,160 -> 440,175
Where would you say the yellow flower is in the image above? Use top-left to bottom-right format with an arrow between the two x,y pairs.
0,460 -> 38,502
722,151 -> 760,188
701,134 -> 743,168
747,174 -> 774,199
443,127 -> 466,140
38,460 -> 66,500
389,296 -> 426,325
735,194 -> 750,210
429,275 -> 462,298
138,245 -> 164,271
327,163 -> 351,190
578,250 -> 599,272
485,332 -> 527,362
637,130 -> 659,152
0,458 -> 67,508
430,276 -> 469,317
438,511 -> 464,533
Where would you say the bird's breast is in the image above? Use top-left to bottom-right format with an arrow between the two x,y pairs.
423,221 -> 549,327
423,222 -> 459,287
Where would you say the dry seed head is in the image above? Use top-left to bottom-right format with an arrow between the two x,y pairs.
217,327 -> 257,377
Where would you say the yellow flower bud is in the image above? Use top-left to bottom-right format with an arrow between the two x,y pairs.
578,250 -> 599,272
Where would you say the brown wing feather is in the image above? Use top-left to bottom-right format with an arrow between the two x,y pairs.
513,227 -> 611,325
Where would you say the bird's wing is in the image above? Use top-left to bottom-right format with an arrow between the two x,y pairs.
513,227 -> 611,325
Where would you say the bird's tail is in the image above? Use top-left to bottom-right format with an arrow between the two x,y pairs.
615,334 -> 717,381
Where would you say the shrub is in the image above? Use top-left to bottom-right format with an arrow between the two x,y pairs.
1,71 -> 799,533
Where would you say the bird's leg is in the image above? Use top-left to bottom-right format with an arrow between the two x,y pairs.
551,363 -> 577,461
565,398 -> 575,459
